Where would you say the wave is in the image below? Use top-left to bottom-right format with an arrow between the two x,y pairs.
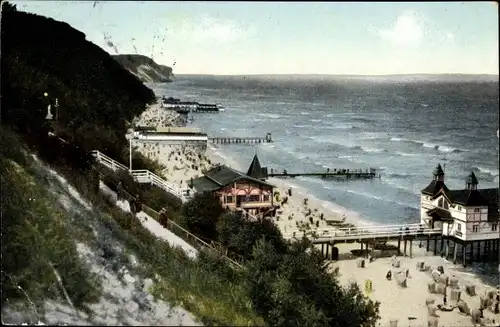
394,151 -> 419,157
384,172 -> 418,179
362,147 -> 388,153
256,113 -> 282,119
390,137 -> 467,153
470,166 -> 500,178
344,189 -> 418,209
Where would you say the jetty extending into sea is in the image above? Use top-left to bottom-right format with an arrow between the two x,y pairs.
268,168 -> 378,179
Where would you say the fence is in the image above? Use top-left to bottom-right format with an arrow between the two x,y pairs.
140,203 -> 244,269
91,150 -> 190,203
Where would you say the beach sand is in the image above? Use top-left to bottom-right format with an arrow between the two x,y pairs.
132,104 -> 213,186
133,102 -> 499,326
133,104 -> 365,237
328,242 -> 500,327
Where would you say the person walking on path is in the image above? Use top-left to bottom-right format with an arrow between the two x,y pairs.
116,181 -> 123,201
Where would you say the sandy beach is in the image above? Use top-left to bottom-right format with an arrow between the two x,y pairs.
133,104 -> 360,236
133,102 -> 500,326
329,242 -> 499,327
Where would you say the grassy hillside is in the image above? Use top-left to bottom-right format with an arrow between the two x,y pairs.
1,3 -> 380,326
113,54 -> 174,83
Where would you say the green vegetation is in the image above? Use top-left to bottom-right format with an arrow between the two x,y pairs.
0,127 -> 101,312
1,3 -> 380,326
1,2 -> 160,173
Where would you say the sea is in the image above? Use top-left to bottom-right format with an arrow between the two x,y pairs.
150,74 -> 499,284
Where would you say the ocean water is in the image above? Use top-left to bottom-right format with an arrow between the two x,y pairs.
151,75 -> 499,226
150,75 -> 499,285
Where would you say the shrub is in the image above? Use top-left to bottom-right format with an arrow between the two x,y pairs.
182,192 -> 225,241
246,238 -> 381,327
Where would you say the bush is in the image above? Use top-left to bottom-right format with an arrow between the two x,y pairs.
139,184 -> 182,212
181,192 -> 225,241
246,238 -> 380,327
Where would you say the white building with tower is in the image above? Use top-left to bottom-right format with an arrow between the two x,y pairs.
420,164 -> 499,265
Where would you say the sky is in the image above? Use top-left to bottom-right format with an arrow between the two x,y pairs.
8,1 -> 500,75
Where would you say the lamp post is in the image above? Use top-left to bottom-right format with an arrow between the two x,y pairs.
44,92 -> 53,120
44,92 -> 59,134
126,128 -> 136,172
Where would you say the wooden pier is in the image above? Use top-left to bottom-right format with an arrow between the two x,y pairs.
268,167 -> 377,179
209,133 -> 273,144
283,223 -> 442,259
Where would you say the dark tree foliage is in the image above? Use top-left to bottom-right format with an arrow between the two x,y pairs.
246,238 -> 381,327
216,212 -> 287,261
1,5 -> 155,164
181,192 -> 225,241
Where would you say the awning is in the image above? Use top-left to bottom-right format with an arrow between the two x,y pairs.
426,207 -> 453,221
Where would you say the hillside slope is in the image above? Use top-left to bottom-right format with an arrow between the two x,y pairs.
113,54 -> 174,83
0,127 -> 201,325
1,3 -> 155,161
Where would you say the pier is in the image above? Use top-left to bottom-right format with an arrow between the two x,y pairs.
209,133 -> 273,144
268,168 -> 377,179
283,223 -> 442,259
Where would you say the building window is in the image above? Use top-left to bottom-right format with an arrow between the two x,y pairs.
438,198 -> 443,208
472,225 -> 479,233
457,223 -> 461,231
474,208 -> 480,213
249,195 -> 260,202
443,201 -> 449,210
457,206 -> 462,211
492,224 -> 498,232
225,195 -> 233,203
263,194 -> 270,202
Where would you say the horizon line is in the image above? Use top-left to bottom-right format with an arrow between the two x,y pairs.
173,73 -> 500,77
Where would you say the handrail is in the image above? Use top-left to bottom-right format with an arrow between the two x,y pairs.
283,227 -> 441,241
92,150 -> 191,202
140,204 -> 243,269
282,223 -> 432,237
93,165 -> 243,270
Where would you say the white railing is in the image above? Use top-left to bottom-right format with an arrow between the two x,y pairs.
91,150 -> 191,203
92,150 -> 129,172
282,223 -> 442,242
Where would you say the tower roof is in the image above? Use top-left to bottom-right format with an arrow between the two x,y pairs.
466,171 -> 478,185
247,154 -> 265,179
433,164 -> 445,176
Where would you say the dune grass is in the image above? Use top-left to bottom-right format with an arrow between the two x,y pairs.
1,129 -> 101,315
1,126 -> 264,325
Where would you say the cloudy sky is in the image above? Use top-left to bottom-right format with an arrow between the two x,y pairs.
10,1 -> 499,75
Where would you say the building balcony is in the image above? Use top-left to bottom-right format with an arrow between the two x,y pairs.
237,201 -> 274,209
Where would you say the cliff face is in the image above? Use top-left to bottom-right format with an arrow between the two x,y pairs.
113,54 -> 174,83
1,3 -> 155,160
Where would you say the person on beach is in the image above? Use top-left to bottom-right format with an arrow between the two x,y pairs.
386,270 -> 392,281
495,289 -> 499,314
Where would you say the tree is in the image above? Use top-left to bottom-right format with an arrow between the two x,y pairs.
246,238 -> 381,327
181,192 -> 225,241
216,213 -> 288,261
1,1 -> 17,12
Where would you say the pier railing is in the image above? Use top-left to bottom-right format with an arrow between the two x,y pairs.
268,168 -> 377,179
91,150 -> 191,203
209,132 -> 273,144
282,223 -> 441,242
